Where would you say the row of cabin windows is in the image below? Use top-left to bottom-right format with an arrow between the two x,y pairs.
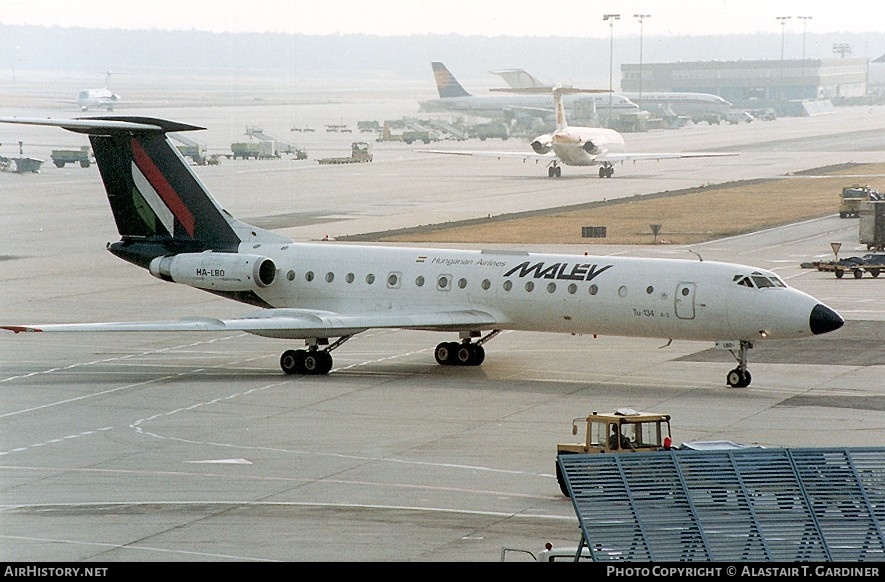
285,269 -> 664,297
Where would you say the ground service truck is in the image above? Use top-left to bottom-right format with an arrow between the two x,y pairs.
316,142 -> 373,164
840,185 -> 879,218
859,200 -> 885,251
555,409 -> 672,496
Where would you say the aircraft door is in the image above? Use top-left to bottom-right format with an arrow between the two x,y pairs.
675,282 -> 696,319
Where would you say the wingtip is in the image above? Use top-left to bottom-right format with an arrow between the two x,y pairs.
1,325 -> 43,333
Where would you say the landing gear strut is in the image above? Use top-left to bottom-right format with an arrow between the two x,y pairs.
280,335 -> 353,376
726,340 -> 753,388
435,330 -> 501,367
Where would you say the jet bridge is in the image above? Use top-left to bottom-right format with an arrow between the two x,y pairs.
557,447 -> 885,562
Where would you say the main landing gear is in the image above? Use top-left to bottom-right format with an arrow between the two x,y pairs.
434,330 -> 501,367
280,330 -> 502,375
726,340 -> 753,388
598,163 -> 614,178
280,335 -> 353,376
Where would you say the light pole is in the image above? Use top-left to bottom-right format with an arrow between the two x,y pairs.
603,13 -> 620,127
634,14 -> 650,108
776,16 -> 791,102
798,16 -> 812,97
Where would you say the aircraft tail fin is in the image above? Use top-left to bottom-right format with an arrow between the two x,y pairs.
0,116 -> 289,267
431,62 -> 471,98
553,88 -> 569,132
490,68 -> 550,89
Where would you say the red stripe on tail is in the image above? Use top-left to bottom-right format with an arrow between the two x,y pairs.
130,138 -> 196,237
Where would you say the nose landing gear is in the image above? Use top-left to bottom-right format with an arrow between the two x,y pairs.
726,340 -> 753,388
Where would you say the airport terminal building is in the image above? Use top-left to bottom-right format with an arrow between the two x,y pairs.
621,58 -> 869,108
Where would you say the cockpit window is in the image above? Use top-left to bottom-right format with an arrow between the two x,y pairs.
751,275 -> 774,288
734,273 -> 786,289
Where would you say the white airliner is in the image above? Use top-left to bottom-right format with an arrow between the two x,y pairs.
419,62 -> 638,122
0,116 -> 843,387
490,68 -> 733,122
75,71 -> 121,111
423,87 -> 738,178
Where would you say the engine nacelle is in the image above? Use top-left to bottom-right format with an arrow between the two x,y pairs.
582,140 -> 599,155
531,134 -> 553,155
149,252 -> 276,292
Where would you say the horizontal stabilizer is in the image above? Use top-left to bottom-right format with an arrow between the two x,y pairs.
0,116 -> 204,135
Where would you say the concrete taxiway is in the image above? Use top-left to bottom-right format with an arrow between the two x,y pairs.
1,97 -> 883,562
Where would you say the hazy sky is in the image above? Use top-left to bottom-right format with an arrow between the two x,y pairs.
3,0 -> 883,37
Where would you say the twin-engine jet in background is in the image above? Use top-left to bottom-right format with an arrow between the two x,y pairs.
74,71 -> 121,112
423,86 -> 739,178
0,116 -> 843,387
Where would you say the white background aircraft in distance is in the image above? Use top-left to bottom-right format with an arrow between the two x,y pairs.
0,116 -> 843,388
423,86 -> 739,178
75,71 -> 121,111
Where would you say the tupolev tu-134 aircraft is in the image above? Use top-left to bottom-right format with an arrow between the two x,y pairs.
0,116 -> 843,387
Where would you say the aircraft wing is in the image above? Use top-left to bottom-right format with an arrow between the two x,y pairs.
419,149 -> 555,163
596,151 -> 739,163
1,307 -> 501,339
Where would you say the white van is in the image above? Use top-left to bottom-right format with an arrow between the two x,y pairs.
726,110 -> 754,124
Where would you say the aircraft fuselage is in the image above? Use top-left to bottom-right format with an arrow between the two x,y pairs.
218,242 -> 826,344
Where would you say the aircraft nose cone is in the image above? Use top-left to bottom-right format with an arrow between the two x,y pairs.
810,304 -> 844,335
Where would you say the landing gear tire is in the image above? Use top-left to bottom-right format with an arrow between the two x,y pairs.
548,166 -> 561,178
280,349 -> 307,375
280,349 -> 332,375
455,343 -> 485,366
436,341 -> 485,366
435,341 -> 459,365
727,368 -> 751,388
303,351 -> 333,375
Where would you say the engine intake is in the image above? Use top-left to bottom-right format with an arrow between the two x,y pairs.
531,134 -> 553,155
582,140 -> 599,154
149,252 -> 276,292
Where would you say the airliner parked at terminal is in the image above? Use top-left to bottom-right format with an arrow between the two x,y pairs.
424,87 -> 738,178
0,116 -> 843,387
491,68 -> 733,122
419,62 -> 638,121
